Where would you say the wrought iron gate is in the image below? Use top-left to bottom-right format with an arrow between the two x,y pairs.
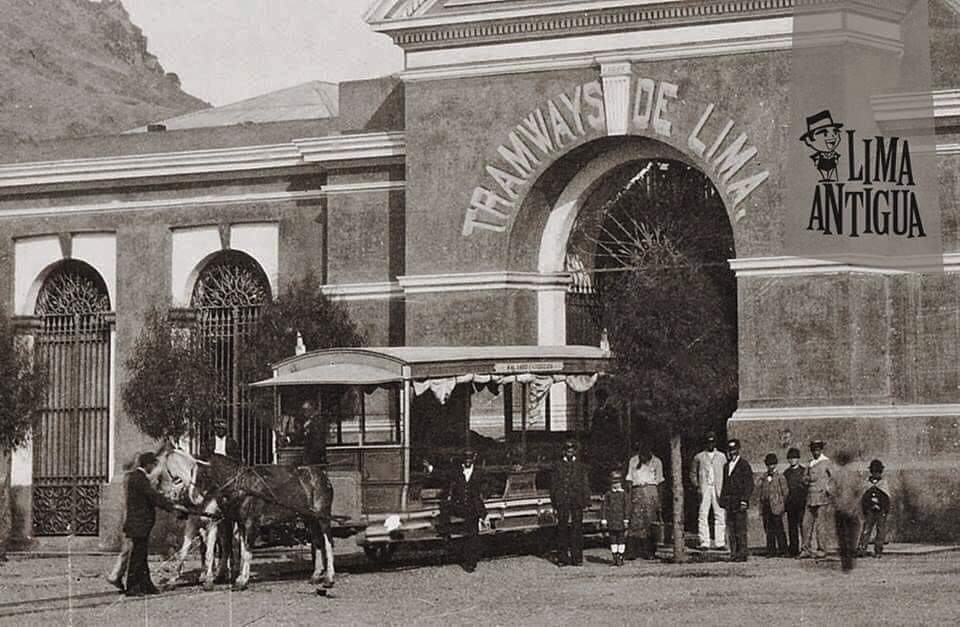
565,253 -> 602,346
195,306 -> 270,464
32,266 -> 111,536
192,252 -> 271,464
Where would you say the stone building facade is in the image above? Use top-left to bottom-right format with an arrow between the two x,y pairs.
1,0 -> 959,549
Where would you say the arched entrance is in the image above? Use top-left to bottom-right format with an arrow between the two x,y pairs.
524,137 -> 738,500
564,157 -> 735,351
32,260 -> 112,536
190,250 -> 272,464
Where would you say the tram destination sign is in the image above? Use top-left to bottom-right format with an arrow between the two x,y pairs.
494,361 -> 563,373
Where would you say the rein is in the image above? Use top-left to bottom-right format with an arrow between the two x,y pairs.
167,452 -> 344,523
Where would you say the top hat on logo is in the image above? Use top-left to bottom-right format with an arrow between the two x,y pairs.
800,109 -> 843,141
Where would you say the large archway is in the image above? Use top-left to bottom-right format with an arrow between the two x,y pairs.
527,138 -> 739,531
31,259 -> 112,536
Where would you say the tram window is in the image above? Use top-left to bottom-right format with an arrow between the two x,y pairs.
470,386 -> 504,440
506,384 -> 550,432
363,386 -> 400,444
324,386 -> 361,446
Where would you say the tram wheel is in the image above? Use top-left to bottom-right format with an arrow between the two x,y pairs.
363,544 -> 397,564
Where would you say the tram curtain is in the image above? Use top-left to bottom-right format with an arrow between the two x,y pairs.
412,373 -> 599,405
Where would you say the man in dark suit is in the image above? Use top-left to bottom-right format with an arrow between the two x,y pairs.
197,417 -> 241,583
199,417 -> 241,461
719,439 -> 754,562
550,440 -> 592,566
123,451 -> 185,596
445,449 -> 487,572
302,399 -> 329,465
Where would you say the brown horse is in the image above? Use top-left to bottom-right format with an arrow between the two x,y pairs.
157,446 -> 335,591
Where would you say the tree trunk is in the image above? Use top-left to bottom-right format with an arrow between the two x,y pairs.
670,433 -> 688,563
0,449 -> 11,560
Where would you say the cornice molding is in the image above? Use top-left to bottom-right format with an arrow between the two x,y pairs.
730,252 -> 960,277
400,31 -> 795,80
294,133 -> 406,164
393,1 -> 795,51
398,271 -> 573,294
873,90 -> 960,122
372,0 -> 791,40
372,0 -> 910,52
732,403 -> 960,421
1,190 -> 323,219
0,132 -> 406,192
321,281 -> 404,301
0,181 -> 406,219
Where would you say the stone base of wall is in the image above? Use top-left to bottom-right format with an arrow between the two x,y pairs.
729,404 -> 960,546
9,479 -> 130,553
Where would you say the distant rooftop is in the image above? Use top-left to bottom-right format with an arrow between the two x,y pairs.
128,81 -> 339,133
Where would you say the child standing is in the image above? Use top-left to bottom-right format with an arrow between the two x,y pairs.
782,448 -> 807,557
601,470 -> 629,566
758,453 -> 789,557
858,459 -> 891,558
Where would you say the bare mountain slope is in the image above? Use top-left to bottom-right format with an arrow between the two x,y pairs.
0,0 -> 207,146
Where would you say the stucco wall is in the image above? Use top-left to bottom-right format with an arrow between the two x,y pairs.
0,167 -> 397,548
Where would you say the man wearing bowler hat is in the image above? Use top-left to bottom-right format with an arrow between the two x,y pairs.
122,452 -> 187,596
800,109 -> 844,182
719,439 -> 753,562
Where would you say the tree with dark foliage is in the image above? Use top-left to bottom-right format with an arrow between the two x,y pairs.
0,309 -> 48,558
239,270 -> 365,384
123,307 -> 223,443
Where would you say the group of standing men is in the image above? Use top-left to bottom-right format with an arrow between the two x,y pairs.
692,433 -> 891,570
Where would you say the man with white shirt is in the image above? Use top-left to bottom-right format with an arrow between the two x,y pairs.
200,417 -> 241,461
198,417 -> 240,583
625,443 -> 665,560
690,432 -> 727,549
445,449 -> 488,572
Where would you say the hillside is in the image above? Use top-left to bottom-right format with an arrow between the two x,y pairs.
0,0 -> 207,146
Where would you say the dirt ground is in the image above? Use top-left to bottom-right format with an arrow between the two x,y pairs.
1,542 -> 959,626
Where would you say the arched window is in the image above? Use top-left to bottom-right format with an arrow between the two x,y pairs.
191,251 -> 271,464
32,260 -> 112,536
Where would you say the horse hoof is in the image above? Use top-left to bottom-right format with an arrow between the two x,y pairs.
322,580 -> 335,589
232,582 -> 248,592
202,581 -> 215,592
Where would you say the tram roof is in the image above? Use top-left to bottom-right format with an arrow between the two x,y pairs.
250,345 -> 611,387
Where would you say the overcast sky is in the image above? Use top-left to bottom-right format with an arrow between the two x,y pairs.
122,0 -> 404,106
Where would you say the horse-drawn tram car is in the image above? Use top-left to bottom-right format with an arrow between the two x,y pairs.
251,345 -> 613,563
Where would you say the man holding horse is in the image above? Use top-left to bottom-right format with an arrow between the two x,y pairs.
122,451 -> 189,596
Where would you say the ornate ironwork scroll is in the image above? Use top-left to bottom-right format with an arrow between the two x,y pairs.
192,253 -> 271,464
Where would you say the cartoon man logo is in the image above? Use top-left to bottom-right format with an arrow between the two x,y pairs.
800,110 -> 844,182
